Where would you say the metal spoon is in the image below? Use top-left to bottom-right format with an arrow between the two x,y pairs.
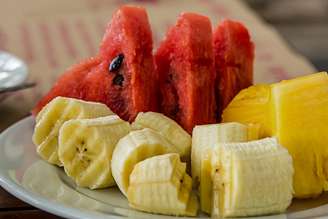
0,51 -> 28,89
0,82 -> 36,94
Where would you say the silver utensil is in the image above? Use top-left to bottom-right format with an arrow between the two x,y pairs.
0,82 -> 36,94
0,51 -> 29,101
0,51 -> 28,89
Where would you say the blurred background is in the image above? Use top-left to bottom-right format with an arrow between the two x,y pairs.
0,0 -> 326,129
246,0 -> 328,70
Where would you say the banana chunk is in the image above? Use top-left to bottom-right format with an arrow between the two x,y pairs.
247,123 -> 261,140
192,122 -> 261,213
211,137 -> 293,218
111,128 -> 180,196
132,112 -> 191,160
33,97 -> 114,166
58,115 -> 130,189
192,122 -> 248,184
127,153 -> 198,216
192,122 -> 258,213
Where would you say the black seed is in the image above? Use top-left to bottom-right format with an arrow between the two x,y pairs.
113,74 -> 124,86
109,53 -> 124,72
165,73 -> 173,84
171,105 -> 179,116
84,148 -> 87,152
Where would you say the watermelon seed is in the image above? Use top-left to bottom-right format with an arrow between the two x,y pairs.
171,105 -> 179,116
165,74 -> 172,83
169,73 -> 173,81
109,53 -> 124,72
113,74 -> 124,86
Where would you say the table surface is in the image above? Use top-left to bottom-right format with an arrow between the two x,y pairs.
0,0 -> 325,218
0,189 -> 62,219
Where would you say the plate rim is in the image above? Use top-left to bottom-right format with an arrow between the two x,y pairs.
2,117 -> 328,219
0,117 -> 120,219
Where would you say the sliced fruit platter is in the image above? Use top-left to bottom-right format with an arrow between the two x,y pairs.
11,5 -> 328,218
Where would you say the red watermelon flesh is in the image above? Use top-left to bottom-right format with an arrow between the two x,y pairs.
155,13 -> 216,133
214,20 -> 254,119
31,57 -> 101,115
83,6 -> 158,121
32,6 -> 158,121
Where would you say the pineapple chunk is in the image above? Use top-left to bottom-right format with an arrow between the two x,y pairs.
223,72 -> 328,198
272,72 -> 328,197
222,85 -> 272,138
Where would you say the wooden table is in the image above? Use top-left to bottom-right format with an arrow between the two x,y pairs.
0,189 -> 61,219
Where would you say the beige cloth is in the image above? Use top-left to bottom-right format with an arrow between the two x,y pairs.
0,0 -> 315,130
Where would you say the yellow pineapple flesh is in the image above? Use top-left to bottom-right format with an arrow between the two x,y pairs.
272,72 -> 328,197
222,72 -> 328,198
222,85 -> 272,138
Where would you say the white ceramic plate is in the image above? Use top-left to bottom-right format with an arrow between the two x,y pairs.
0,51 -> 28,101
1,116 -> 328,219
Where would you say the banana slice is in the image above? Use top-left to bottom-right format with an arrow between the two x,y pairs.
199,147 -> 214,214
58,115 -> 130,189
191,122 -> 248,185
211,137 -> 293,217
127,153 -> 198,216
192,122 -> 260,214
132,112 -> 191,160
247,123 -> 261,140
33,97 -> 114,166
111,128 -> 180,196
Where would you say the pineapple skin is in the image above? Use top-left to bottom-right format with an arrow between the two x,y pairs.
223,72 -> 328,198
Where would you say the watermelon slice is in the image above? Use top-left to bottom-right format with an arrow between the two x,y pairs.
32,6 -> 158,121
32,57 -> 101,115
83,6 -> 158,121
214,20 -> 254,119
155,13 -> 216,133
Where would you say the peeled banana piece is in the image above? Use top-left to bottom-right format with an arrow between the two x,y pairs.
247,123 -> 261,140
33,97 -> 114,166
58,115 -> 130,189
111,128 -> 180,196
191,122 -> 249,184
211,137 -> 294,218
132,112 -> 191,160
192,122 -> 255,214
127,153 -> 198,216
